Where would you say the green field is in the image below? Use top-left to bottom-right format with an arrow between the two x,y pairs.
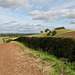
27,29 -> 75,37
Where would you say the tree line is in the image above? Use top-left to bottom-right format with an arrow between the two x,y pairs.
40,26 -> 65,36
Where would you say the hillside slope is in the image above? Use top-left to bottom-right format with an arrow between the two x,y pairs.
28,29 -> 75,37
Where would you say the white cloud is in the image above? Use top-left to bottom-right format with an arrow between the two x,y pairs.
32,0 -> 47,3
48,0 -> 75,10
0,0 -> 32,9
0,22 -> 43,33
36,6 -> 43,9
62,9 -> 75,18
28,10 -> 42,15
29,9 -> 70,22
71,20 -> 75,24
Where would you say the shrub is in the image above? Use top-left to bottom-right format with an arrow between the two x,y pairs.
52,30 -> 57,36
45,28 -> 49,32
40,31 -> 43,33
47,33 -> 50,36
6,39 -> 12,43
49,30 -> 51,33
14,37 -> 75,62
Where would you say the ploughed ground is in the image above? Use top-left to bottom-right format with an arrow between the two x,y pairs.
61,32 -> 75,37
0,39 -> 43,75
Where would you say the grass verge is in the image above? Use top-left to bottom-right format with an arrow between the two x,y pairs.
11,41 -> 75,75
2,38 -> 75,75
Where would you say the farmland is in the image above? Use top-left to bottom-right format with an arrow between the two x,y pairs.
0,0 -> 75,75
0,29 -> 75,75
27,29 -> 75,37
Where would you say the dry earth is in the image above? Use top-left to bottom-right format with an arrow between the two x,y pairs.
0,39 -> 1,44
0,38 -> 43,75
61,32 -> 75,37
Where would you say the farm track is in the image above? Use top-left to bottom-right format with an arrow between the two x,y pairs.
0,38 -> 43,75
0,39 -> 1,44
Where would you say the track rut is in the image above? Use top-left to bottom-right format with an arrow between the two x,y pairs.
0,42 -> 43,75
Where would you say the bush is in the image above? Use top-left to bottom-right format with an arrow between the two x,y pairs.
47,33 -> 50,36
40,31 -> 43,33
45,28 -> 49,32
6,39 -> 13,43
14,37 -> 75,62
49,30 -> 51,33
52,30 -> 57,36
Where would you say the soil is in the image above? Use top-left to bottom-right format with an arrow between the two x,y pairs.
61,32 -> 75,37
0,39 -> 1,44
0,39 -> 43,75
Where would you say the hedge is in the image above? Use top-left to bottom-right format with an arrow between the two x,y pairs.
14,37 -> 75,62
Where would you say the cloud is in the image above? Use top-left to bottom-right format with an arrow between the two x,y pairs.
1,21 -> 17,25
71,20 -> 75,24
29,9 -> 75,24
61,9 -> 75,18
48,0 -> 75,10
29,9 -> 70,22
32,0 -> 47,3
0,0 -> 32,9
36,6 -> 43,9
28,10 -> 43,15
0,22 -> 44,33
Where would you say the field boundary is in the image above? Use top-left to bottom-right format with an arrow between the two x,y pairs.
10,41 -> 75,75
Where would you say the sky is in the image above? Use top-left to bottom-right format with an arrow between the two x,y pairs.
0,0 -> 75,33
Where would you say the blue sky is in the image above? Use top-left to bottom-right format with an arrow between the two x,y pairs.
0,0 -> 75,33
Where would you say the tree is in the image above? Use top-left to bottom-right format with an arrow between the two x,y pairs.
49,30 -> 51,33
52,30 -> 57,36
45,28 -> 49,32
47,33 -> 50,36
40,31 -> 43,33
55,26 -> 65,30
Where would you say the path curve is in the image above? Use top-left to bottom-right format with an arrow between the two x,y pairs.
0,39 -> 1,44
0,42 -> 43,75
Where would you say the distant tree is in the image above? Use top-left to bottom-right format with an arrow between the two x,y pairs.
47,33 -> 50,36
49,30 -> 51,33
45,28 -> 49,32
55,26 -> 65,30
40,31 -> 43,33
52,30 -> 57,36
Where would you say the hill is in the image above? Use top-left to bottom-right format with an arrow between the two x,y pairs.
27,29 -> 75,38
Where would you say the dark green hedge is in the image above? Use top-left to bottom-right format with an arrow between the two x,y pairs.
14,37 -> 75,62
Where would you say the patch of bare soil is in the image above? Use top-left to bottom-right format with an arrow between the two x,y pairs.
0,43 -> 43,75
61,32 -> 75,37
0,39 -> 1,44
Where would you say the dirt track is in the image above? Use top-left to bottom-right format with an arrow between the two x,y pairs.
0,39 -> 1,44
0,42 -> 43,75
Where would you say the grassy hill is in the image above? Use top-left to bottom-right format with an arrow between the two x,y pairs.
27,29 -> 75,37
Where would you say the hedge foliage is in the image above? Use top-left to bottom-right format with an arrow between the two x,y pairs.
0,34 -> 26,37
14,37 -> 75,62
